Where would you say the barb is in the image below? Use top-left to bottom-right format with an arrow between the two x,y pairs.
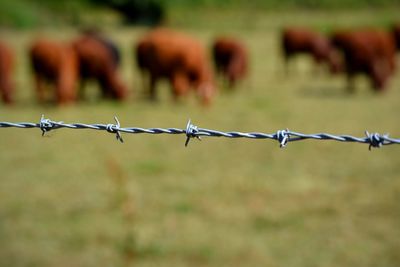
276,129 -> 290,148
365,131 -> 387,150
185,119 -> 201,147
39,114 -> 53,136
106,116 -> 123,143
0,117 -> 399,150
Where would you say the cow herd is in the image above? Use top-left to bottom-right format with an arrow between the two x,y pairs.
282,23 -> 400,92
0,28 -> 247,106
0,24 -> 400,107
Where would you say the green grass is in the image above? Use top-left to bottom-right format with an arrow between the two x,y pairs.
0,9 -> 400,267
2,0 -> 400,29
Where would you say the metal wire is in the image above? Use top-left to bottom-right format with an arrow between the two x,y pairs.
0,115 -> 399,150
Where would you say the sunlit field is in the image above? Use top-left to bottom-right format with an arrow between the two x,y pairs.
0,9 -> 400,267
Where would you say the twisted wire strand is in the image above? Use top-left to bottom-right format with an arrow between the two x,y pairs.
0,115 -> 399,150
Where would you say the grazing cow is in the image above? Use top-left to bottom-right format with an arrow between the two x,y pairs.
30,39 -> 78,105
331,29 -> 396,92
282,27 -> 340,74
0,41 -> 14,104
81,29 -> 121,68
73,35 -> 128,101
135,28 -> 215,105
212,37 -> 248,88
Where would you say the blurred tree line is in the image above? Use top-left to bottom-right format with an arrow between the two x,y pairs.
0,0 -> 399,29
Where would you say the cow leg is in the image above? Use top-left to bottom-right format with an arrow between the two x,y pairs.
96,73 -> 111,99
171,72 -> 189,101
57,59 -> 77,105
4,79 -> 13,104
228,76 -> 235,89
78,79 -> 86,101
219,69 -> 229,90
140,71 -> 148,98
0,75 -> 13,104
227,59 -> 240,89
215,66 -> 228,90
149,74 -> 158,101
101,72 -> 116,99
0,51 -> 13,104
227,68 -> 237,88
57,75 -> 72,105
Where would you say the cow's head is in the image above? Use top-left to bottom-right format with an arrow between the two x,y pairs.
327,50 -> 344,74
198,81 -> 216,106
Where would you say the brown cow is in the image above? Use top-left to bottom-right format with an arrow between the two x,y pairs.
0,41 -> 14,104
73,35 -> 128,101
282,27 -> 340,74
135,28 -> 215,105
30,39 -> 78,105
331,29 -> 396,92
212,37 -> 248,88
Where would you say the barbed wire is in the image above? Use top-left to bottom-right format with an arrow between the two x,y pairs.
0,115 -> 399,150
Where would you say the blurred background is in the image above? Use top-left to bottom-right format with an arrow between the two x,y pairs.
1,1 -> 400,266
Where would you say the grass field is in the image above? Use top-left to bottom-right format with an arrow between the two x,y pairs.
1,9 -> 400,267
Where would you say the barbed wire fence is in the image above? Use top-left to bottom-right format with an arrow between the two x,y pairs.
0,115 -> 399,150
